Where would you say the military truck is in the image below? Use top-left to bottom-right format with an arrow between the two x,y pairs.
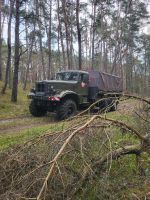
28,70 -> 123,120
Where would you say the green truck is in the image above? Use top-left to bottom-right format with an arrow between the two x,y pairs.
28,70 -> 123,120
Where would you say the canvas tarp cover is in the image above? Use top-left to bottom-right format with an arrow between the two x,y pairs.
88,71 -> 123,92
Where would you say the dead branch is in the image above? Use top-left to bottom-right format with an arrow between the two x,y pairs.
134,111 -> 150,124
98,115 -> 147,141
36,115 -> 97,200
123,94 -> 150,105
73,97 -> 118,118
0,94 -> 149,200
68,144 -> 142,199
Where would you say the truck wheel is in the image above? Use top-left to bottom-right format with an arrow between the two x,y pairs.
99,99 -> 117,112
56,99 -> 77,120
110,101 -> 117,112
29,100 -> 47,117
107,99 -> 118,112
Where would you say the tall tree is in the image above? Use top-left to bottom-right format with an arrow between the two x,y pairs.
2,0 -> 15,94
36,0 -> 46,79
0,0 -> 3,81
91,0 -> 96,69
76,0 -> 82,70
11,0 -> 20,102
47,0 -> 52,79
62,0 -> 71,69
57,0 -> 66,68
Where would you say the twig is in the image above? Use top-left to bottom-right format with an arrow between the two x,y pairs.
36,115 -> 97,200
98,115 -> 146,141
68,144 -> 141,199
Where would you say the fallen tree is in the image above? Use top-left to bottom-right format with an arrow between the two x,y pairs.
0,95 -> 149,200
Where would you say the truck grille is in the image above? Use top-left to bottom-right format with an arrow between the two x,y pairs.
36,83 -> 45,92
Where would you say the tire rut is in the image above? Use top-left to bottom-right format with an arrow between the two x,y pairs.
0,115 -> 56,135
0,121 -> 52,135
0,116 -> 31,124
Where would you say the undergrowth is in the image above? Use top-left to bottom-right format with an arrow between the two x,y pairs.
0,81 -> 29,119
0,84 -> 149,200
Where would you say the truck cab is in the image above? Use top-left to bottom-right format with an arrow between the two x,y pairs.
28,70 -> 90,120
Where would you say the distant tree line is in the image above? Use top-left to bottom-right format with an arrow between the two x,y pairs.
0,0 -> 150,101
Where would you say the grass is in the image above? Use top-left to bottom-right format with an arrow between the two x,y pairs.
0,85 -> 143,151
0,82 -> 149,199
0,80 -> 149,199
0,122 -> 66,150
0,115 -> 55,130
73,128 -> 150,200
0,81 -> 30,119
61,132 -> 149,200
0,82 -> 70,151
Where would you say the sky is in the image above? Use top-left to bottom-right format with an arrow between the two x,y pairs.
2,0 -> 150,45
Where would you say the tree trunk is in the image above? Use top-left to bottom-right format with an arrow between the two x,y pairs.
103,41 -> 108,73
57,24 -> 61,69
62,0 -> 71,69
11,0 -> 20,102
47,0 -> 52,79
70,17 -> 74,68
76,0 -> 82,70
23,2 -> 30,90
1,0 -> 15,94
23,39 -> 34,90
91,1 -> 96,69
0,0 -> 2,81
36,0 -> 46,80
57,0 -> 66,69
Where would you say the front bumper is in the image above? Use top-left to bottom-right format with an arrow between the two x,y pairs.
28,93 -> 60,112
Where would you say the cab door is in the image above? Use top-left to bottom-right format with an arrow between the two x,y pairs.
77,73 -> 89,103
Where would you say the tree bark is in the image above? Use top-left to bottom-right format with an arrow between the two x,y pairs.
0,0 -> 2,81
36,0 -> 46,80
76,0 -> 82,70
62,0 -> 71,69
47,0 -> 52,79
2,0 -> 15,94
91,1 -> 96,69
57,0 -> 66,69
23,38 -> 34,90
11,0 -> 20,102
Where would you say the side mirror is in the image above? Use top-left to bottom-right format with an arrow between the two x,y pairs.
30,88 -> 35,93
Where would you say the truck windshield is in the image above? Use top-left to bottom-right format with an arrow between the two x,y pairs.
56,72 -> 79,81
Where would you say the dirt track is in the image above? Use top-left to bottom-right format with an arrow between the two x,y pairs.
0,100 -> 140,135
0,121 -> 51,135
0,114 -> 56,135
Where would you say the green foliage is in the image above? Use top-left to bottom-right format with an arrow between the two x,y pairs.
0,82 -> 29,118
0,97 -> 149,199
0,122 -> 65,150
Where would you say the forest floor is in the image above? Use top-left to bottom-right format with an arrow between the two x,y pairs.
0,81 -> 145,150
0,99 -> 137,135
0,84 -> 150,200
0,82 -> 149,154
0,94 -> 144,150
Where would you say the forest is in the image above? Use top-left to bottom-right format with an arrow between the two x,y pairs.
0,0 -> 150,200
0,0 -> 149,100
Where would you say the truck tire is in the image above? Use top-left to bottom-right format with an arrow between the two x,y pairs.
29,100 -> 47,117
107,99 -> 117,112
56,99 -> 77,120
110,101 -> 117,111
99,99 -> 117,112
